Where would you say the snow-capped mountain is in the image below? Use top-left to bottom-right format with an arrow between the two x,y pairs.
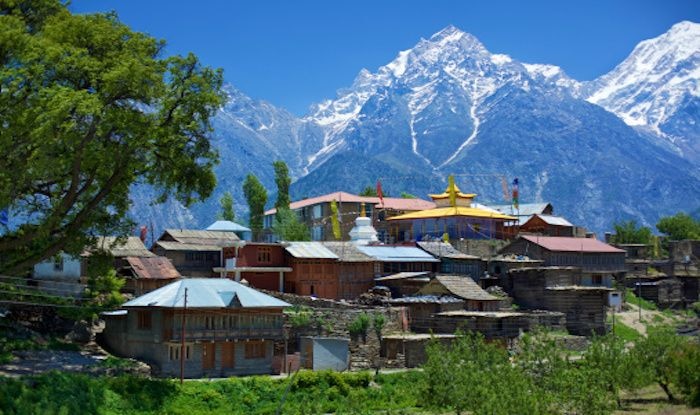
131,22 -> 700,237
584,21 -> 700,162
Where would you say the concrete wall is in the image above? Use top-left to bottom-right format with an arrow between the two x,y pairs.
33,253 -> 82,280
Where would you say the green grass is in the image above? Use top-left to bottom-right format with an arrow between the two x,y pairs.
626,290 -> 658,311
609,318 -> 643,342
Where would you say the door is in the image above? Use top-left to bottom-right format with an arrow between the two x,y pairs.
222,342 -> 235,369
202,342 -> 216,370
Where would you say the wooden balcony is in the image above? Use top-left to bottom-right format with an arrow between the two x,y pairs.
166,327 -> 284,342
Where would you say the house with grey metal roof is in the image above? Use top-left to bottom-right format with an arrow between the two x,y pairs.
100,278 -> 290,378
356,245 -> 440,277
519,214 -> 577,237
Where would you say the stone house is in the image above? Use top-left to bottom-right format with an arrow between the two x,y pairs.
100,278 -> 290,378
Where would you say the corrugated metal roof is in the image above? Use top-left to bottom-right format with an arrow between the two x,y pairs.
206,221 -> 251,232
123,278 -> 291,308
89,236 -> 155,258
321,242 -> 375,262
356,245 -> 440,262
164,229 -> 239,246
520,235 -> 625,253
285,242 -> 339,259
154,241 -> 222,252
375,271 -> 431,281
488,203 -> 553,217
524,214 -> 573,227
387,295 -> 464,304
264,191 -> 435,215
125,256 -> 180,280
417,241 -> 481,259
419,275 -> 498,301
387,206 -> 516,221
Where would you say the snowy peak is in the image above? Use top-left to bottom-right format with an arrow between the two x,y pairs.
585,21 -> 700,142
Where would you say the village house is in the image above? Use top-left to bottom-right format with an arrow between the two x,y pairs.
206,220 -> 252,241
387,182 -> 518,242
488,202 -> 554,227
508,266 -> 612,335
152,229 -> 240,277
666,240 -> 700,303
32,236 -> 155,296
487,255 -> 544,292
283,242 -> 339,298
417,241 -> 485,279
118,256 -> 181,296
219,242 -> 291,292
261,191 -> 435,243
375,272 -> 432,297
100,278 -> 290,378
519,214 -> 577,237
356,244 -> 440,277
417,275 -> 501,311
321,241 -> 376,300
499,235 -> 627,286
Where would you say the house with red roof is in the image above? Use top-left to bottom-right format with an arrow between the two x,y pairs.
262,191 -> 435,242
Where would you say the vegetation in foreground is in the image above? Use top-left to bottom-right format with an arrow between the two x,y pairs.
1,326 -> 698,415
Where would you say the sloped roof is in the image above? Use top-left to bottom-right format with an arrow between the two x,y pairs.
375,271 -> 432,281
206,221 -> 251,232
321,242 -> 375,262
124,256 -> 180,280
387,206 -> 516,221
163,229 -> 239,246
488,203 -> 553,217
89,236 -> 155,258
523,214 -> 573,227
264,191 -> 436,215
154,241 -> 222,252
418,275 -> 498,301
285,242 -> 338,259
356,245 -> 440,262
417,241 -> 480,259
123,278 -> 291,308
520,235 -> 625,253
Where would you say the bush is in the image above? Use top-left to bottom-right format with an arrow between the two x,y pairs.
348,312 -> 370,342
673,340 -> 700,407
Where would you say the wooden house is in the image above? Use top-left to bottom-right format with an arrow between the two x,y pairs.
417,241 -> 485,279
119,256 -> 181,296
219,243 -> 291,292
321,242 -> 376,300
152,229 -> 240,277
417,275 -> 501,311
100,279 -> 290,378
283,242 -> 339,298
519,214 -> 575,237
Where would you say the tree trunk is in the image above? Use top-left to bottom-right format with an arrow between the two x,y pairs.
659,381 -> 675,402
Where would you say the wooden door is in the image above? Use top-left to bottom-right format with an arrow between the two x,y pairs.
222,342 -> 235,369
202,342 -> 216,370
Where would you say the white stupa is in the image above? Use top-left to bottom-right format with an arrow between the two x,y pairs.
349,203 -> 378,245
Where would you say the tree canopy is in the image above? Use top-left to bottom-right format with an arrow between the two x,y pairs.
610,220 -> 653,244
242,174 -> 267,241
218,191 -> 235,222
656,213 -> 700,241
271,160 -> 309,241
273,160 -> 291,212
0,1 -> 224,273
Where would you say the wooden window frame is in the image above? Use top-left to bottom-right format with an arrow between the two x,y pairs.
244,340 -> 266,359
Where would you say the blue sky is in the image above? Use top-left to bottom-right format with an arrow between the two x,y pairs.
71,0 -> 700,115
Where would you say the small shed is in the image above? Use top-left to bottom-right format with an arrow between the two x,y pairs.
299,337 -> 350,371
381,334 -> 457,368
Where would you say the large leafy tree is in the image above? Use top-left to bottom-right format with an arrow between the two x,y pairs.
0,1 -> 224,273
656,213 -> 700,241
273,160 -> 291,212
218,191 -> 235,221
242,174 -> 267,241
271,160 -> 309,241
610,220 -> 653,244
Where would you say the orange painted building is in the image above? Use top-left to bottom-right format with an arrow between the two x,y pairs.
283,242 -> 340,299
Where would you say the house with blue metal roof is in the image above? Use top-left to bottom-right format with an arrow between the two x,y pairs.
357,245 -> 440,277
100,278 -> 290,378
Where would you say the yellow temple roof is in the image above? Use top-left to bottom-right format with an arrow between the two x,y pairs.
428,182 -> 474,200
387,206 -> 517,221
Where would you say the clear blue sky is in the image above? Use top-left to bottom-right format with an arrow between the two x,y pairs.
71,0 -> 700,115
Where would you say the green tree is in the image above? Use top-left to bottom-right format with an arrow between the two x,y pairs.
359,186 -> 377,197
271,207 -> 310,241
400,192 -> 416,199
217,191 -> 235,221
610,220 -> 653,245
273,160 -> 291,212
656,213 -> 700,241
0,1 -> 224,273
242,174 -> 267,241
632,325 -> 685,401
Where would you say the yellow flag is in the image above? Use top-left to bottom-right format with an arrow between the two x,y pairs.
448,174 -> 457,207
330,199 -> 341,240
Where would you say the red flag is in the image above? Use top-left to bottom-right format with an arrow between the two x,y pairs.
376,180 -> 384,207
139,225 -> 148,242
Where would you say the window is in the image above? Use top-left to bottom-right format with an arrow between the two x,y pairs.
257,247 -> 271,263
312,204 -> 322,219
53,255 -> 64,272
137,311 -> 152,330
169,344 -> 192,361
592,275 -> 602,285
245,341 -> 266,359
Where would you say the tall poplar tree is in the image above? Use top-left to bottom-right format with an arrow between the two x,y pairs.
243,174 -> 267,241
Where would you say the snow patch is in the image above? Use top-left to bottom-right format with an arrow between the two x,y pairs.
490,54 -> 512,65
